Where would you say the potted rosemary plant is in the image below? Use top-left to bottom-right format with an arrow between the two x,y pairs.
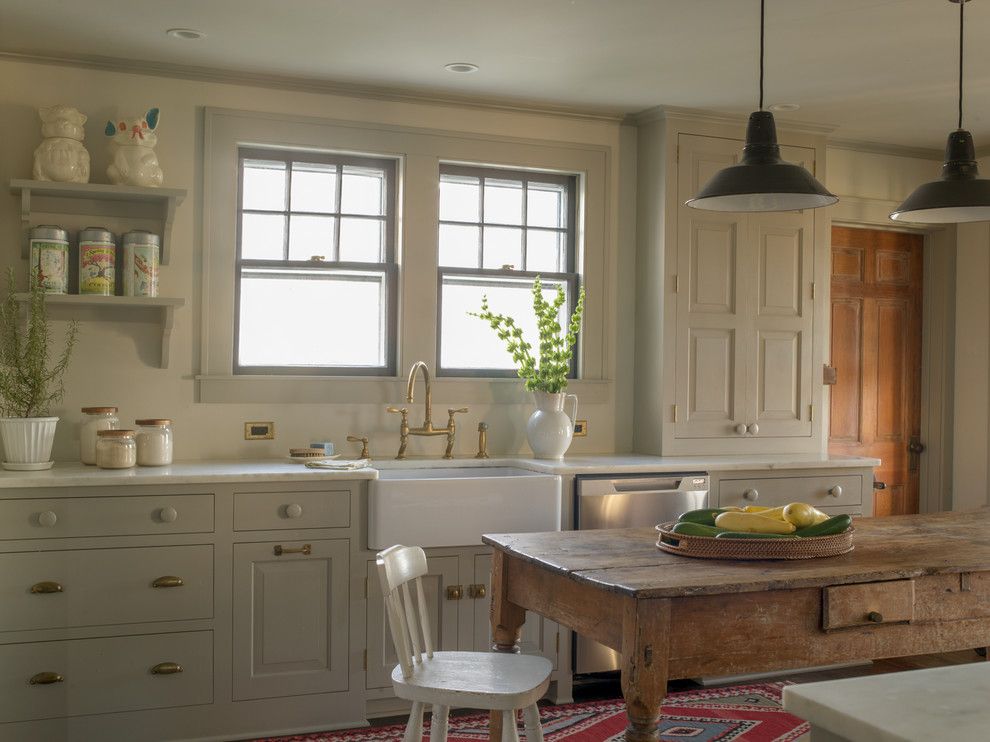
0,269 -> 78,469
472,277 -> 585,459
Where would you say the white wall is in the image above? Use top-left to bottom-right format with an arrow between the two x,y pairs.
0,58 -> 631,462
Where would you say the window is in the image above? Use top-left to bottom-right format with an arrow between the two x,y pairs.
235,148 -> 397,375
437,164 -> 579,376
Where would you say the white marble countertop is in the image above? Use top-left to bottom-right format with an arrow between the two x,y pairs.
783,662 -> 990,742
0,453 -> 878,489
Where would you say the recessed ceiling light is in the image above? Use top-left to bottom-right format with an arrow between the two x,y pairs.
166,28 -> 206,40
769,102 -> 801,112
444,62 -> 479,74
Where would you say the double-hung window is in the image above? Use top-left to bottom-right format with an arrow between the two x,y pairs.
235,148 -> 397,375
437,164 -> 580,376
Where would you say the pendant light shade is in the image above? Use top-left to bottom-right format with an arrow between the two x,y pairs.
685,111 -> 837,212
686,0 -> 836,213
891,1 -> 990,223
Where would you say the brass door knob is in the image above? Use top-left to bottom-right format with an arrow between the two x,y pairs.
468,584 -> 487,599
29,672 -> 64,685
30,581 -> 63,594
446,585 -> 463,600
867,611 -> 884,623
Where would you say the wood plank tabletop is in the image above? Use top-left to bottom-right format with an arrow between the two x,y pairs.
483,509 -> 990,599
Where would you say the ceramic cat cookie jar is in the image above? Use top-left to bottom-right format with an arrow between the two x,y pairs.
104,107 -> 164,187
33,105 -> 91,183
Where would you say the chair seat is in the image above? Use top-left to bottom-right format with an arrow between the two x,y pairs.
391,651 -> 552,711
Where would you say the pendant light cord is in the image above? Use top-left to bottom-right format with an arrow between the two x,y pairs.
759,0 -> 765,110
958,0 -> 965,130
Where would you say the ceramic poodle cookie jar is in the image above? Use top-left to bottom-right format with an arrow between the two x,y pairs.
33,105 -> 91,183
104,107 -> 164,187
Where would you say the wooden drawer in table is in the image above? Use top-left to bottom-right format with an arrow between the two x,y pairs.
0,630 -> 212,723
0,494 -> 214,540
719,475 -> 863,509
823,580 -> 916,630
0,545 -> 213,632
233,489 -> 350,531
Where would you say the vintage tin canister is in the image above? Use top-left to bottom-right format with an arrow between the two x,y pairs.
29,225 -> 69,294
122,230 -> 160,297
78,227 -> 116,296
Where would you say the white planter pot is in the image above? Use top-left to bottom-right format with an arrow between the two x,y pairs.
0,417 -> 58,465
526,392 -> 578,460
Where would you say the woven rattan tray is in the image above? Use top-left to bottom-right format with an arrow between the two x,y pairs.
655,522 -> 854,560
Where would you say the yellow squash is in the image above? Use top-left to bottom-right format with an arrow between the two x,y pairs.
714,511 -> 797,534
742,505 -> 787,520
782,502 -> 819,528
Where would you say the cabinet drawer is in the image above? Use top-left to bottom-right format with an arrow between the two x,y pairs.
0,494 -> 214,540
0,545 -> 213,632
0,631 -> 212,723
823,580 -> 915,630
234,490 -> 350,531
718,475 -> 863,509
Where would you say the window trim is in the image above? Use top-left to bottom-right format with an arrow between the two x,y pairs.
232,147 -> 398,376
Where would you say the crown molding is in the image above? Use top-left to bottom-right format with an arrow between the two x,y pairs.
827,138 -> 942,161
625,104 -> 836,136
0,50 -> 627,125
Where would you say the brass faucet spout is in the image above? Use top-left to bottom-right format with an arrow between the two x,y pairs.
406,361 -> 432,428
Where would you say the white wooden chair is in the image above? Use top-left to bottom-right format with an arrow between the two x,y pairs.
376,545 -> 551,742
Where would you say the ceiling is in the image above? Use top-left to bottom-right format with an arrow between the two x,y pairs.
2,0 -> 990,150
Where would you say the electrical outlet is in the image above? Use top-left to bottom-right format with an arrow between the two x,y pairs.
244,422 -> 275,440
574,419 -> 588,437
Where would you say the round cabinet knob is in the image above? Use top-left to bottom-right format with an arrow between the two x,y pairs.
867,611 -> 884,623
38,511 -> 58,528
158,506 -> 178,523
743,489 -> 759,502
285,503 -> 303,519
735,423 -> 748,435
829,485 -> 843,498
747,423 -> 759,435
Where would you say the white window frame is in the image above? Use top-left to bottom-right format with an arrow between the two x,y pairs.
199,107 -> 611,404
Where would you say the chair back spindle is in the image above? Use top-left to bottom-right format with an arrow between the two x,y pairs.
377,545 -> 435,679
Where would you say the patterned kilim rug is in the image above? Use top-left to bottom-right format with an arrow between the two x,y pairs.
250,682 -> 809,742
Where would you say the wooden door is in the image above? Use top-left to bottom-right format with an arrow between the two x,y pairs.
829,227 -> 923,516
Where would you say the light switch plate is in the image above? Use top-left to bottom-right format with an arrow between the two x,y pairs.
244,421 -> 275,440
574,419 -> 588,437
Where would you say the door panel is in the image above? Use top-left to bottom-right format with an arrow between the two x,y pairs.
830,227 -> 923,516
757,330 -> 801,421
690,222 -> 737,314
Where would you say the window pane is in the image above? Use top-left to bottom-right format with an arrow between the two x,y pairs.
239,268 -> 385,367
288,215 -> 335,261
482,226 -> 523,269
439,224 -> 480,268
527,182 -> 566,228
241,213 -> 286,259
440,275 -> 568,370
341,166 -> 385,215
440,175 -> 480,222
291,162 -> 337,213
242,160 -> 287,211
339,218 -> 384,262
484,178 -> 523,225
526,230 -> 565,272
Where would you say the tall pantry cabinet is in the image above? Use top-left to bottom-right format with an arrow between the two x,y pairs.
634,110 -> 832,456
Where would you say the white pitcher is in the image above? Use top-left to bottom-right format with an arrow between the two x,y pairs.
526,391 -> 578,459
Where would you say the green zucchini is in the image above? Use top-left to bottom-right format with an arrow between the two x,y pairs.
715,531 -> 798,540
794,514 -> 853,537
677,508 -> 731,527
671,522 -> 723,537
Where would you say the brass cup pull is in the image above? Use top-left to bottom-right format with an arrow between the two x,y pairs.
273,543 -> 311,556
151,662 -> 183,675
29,671 -> 64,685
152,576 -> 184,588
30,581 -> 63,594
867,611 -> 884,623
446,585 -> 463,600
468,583 -> 487,599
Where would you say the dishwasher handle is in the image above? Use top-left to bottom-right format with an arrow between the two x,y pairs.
608,477 -> 707,494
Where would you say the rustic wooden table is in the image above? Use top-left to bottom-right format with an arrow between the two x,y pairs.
484,510 -> 990,742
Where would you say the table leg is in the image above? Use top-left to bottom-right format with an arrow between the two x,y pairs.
620,598 -> 671,742
489,550 -> 527,742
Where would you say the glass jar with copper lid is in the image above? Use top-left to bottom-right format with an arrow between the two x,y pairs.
80,406 -> 118,465
95,429 -> 136,469
135,419 -> 173,466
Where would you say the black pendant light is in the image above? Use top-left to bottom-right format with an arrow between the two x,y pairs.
891,0 -> 990,223
685,0 -> 837,212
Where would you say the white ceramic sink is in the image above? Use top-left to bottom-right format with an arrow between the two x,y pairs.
368,467 -> 561,549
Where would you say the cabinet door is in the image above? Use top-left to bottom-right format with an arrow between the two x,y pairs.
365,555 -> 459,690
232,539 -> 348,700
470,554 -> 558,669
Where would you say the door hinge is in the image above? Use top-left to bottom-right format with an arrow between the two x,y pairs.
672,404 -> 679,423
674,274 -> 681,293
676,144 -> 680,164
810,282 -> 816,299
363,577 -> 368,599
809,404 -> 815,422
362,649 -> 367,670
555,632 -> 560,654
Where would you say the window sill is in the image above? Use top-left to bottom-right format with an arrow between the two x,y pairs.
196,375 -> 612,405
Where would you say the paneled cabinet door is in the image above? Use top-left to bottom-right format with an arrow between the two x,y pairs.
673,134 -> 815,444
470,554 -> 558,669
232,539 -> 349,701
365,555 -> 460,690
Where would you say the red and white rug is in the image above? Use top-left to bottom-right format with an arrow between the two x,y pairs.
250,682 -> 809,741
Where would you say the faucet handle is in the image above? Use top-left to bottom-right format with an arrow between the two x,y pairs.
448,407 -> 469,416
386,406 -> 408,415
346,434 -> 370,459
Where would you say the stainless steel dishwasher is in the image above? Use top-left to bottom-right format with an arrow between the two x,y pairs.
573,472 -> 709,674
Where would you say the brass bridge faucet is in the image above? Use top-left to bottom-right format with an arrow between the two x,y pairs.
387,361 -> 468,459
